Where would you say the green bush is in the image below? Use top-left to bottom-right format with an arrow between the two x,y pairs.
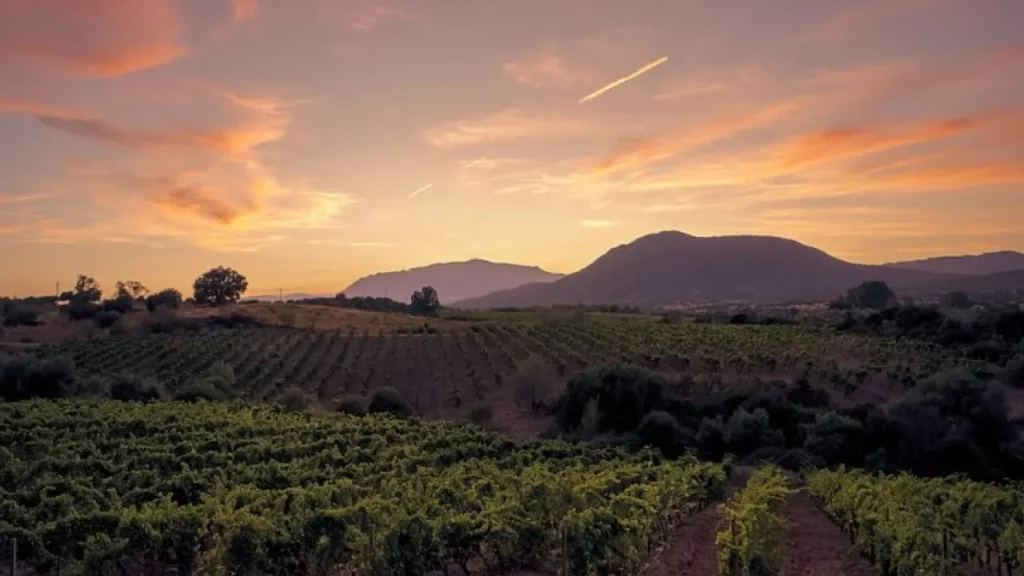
556,364 -> 667,434
94,310 -> 121,329
339,394 -> 368,415
275,387 -> 312,412
467,404 -> 494,428
173,380 -> 226,403
2,305 -> 41,327
110,373 -> 166,402
367,387 -> 414,418
0,356 -> 76,401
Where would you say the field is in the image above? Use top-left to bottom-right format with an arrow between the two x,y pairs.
2,304 -> 1022,576
23,314 -> 971,422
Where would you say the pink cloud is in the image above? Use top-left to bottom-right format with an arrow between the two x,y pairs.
0,0 -> 186,77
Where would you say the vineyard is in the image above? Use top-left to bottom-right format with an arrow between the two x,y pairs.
28,318 -> 969,415
0,400 -> 726,575
807,468 -> 1024,575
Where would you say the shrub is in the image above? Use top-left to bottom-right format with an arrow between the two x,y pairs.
275,387 -> 312,412
68,300 -> 99,321
338,394 -> 368,415
513,355 -> 556,414
1000,355 -> 1024,389
101,295 -> 135,314
145,289 -> 183,312
2,305 -> 41,327
467,404 -> 494,428
367,387 -> 414,418
556,364 -> 667,434
94,310 -> 121,329
802,411 -> 866,466
173,380 -> 226,403
110,373 -> 166,402
636,411 -> 688,457
725,408 -> 784,456
0,356 -> 77,401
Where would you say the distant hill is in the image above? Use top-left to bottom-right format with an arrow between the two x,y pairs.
341,259 -> 563,304
456,231 -> 953,308
885,251 -> 1024,275
243,292 -> 334,302
912,269 -> 1024,297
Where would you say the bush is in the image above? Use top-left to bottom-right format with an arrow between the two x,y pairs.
556,364 -> 667,434
275,387 -> 312,412
513,355 -> 556,414
1000,355 -> 1024,389
725,408 -> 784,456
367,387 -> 414,418
68,300 -> 99,321
101,295 -> 135,314
173,380 -> 226,403
2,305 -> 41,327
802,411 -> 866,466
0,356 -> 76,401
338,394 -> 368,415
94,310 -> 121,329
145,289 -> 183,312
110,373 -> 166,402
467,404 -> 494,428
636,411 -> 690,457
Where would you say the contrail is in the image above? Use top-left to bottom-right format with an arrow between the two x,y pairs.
408,183 -> 433,198
578,56 -> 669,103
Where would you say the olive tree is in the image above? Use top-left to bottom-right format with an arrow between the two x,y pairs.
193,267 -> 248,306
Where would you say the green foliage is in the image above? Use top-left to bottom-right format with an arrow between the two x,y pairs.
2,303 -> 41,327
845,280 -> 896,310
71,274 -> 103,303
367,387 -> 414,418
115,280 -> 149,300
109,373 -> 166,402
716,465 -> 792,576
94,310 -> 121,329
173,380 -> 226,403
513,354 -> 556,414
0,355 -> 77,401
467,403 -> 494,428
68,299 -> 100,321
807,467 -> 1024,576
145,288 -> 183,312
409,285 -> 440,316
0,400 -> 726,575
940,290 -> 972,309
557,364 -> 667,434
275,386 -> 313,412
193,266 -> 248,306
338,394 -> 368,415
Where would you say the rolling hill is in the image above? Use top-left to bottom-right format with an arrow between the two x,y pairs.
455,231 -> 955,308
341,259 -> 563,304
885,251 -> 1024,275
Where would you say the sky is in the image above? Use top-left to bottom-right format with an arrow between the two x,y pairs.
1,0 -> 1023,296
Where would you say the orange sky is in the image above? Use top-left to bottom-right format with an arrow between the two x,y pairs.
1,0 -> 1023,296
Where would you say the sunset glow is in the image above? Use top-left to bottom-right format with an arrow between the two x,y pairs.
1,0 -> 1023,296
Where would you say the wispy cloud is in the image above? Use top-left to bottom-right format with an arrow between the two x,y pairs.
0,192 -> 53,205
423,108 -> 592,148
578,56 -> 669,103
504,54 -> 576,88
349,241 -> 394,248
231,0 -> 260,23
0,0 -> 187,77
580,219 -> 620,228
407,183 -> 433,198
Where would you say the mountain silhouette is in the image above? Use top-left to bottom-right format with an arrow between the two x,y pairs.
885,251 -> 1024,275
455,231 -> 956,308
341,259 -> 563,304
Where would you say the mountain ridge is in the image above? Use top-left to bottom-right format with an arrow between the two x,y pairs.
885,251 -> 1024,275
455,231 -> 982,308
341,259 -> 563,304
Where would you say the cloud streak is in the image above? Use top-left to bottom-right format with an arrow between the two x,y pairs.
407,183 -> 433,198
578,56 -> 668,103
423,108 -> 592,148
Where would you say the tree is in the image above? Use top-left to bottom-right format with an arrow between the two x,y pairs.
116,280 -> 149,300
193,267 -> 248,306
146,289 -> 183,312
409,285 -> 440,316
845,280 -> 896,310
940,290 -> 972,309
71,274 -> 102,303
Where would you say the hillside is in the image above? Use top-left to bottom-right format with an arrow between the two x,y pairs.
341,259 -> 562,303
885,251 -> 1024,275
456,231 -> 949,308
913,269 -> 1024,297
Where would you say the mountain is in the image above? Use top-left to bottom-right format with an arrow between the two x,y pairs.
885,251 -> 1024,275
914,269 -> 1024,296
340,259 -> 563,304
456,231 -> 953,308
243,292 -> 334,302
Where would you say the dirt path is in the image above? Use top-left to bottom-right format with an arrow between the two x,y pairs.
647,502 -> 722,576
783,489 -> 879,576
